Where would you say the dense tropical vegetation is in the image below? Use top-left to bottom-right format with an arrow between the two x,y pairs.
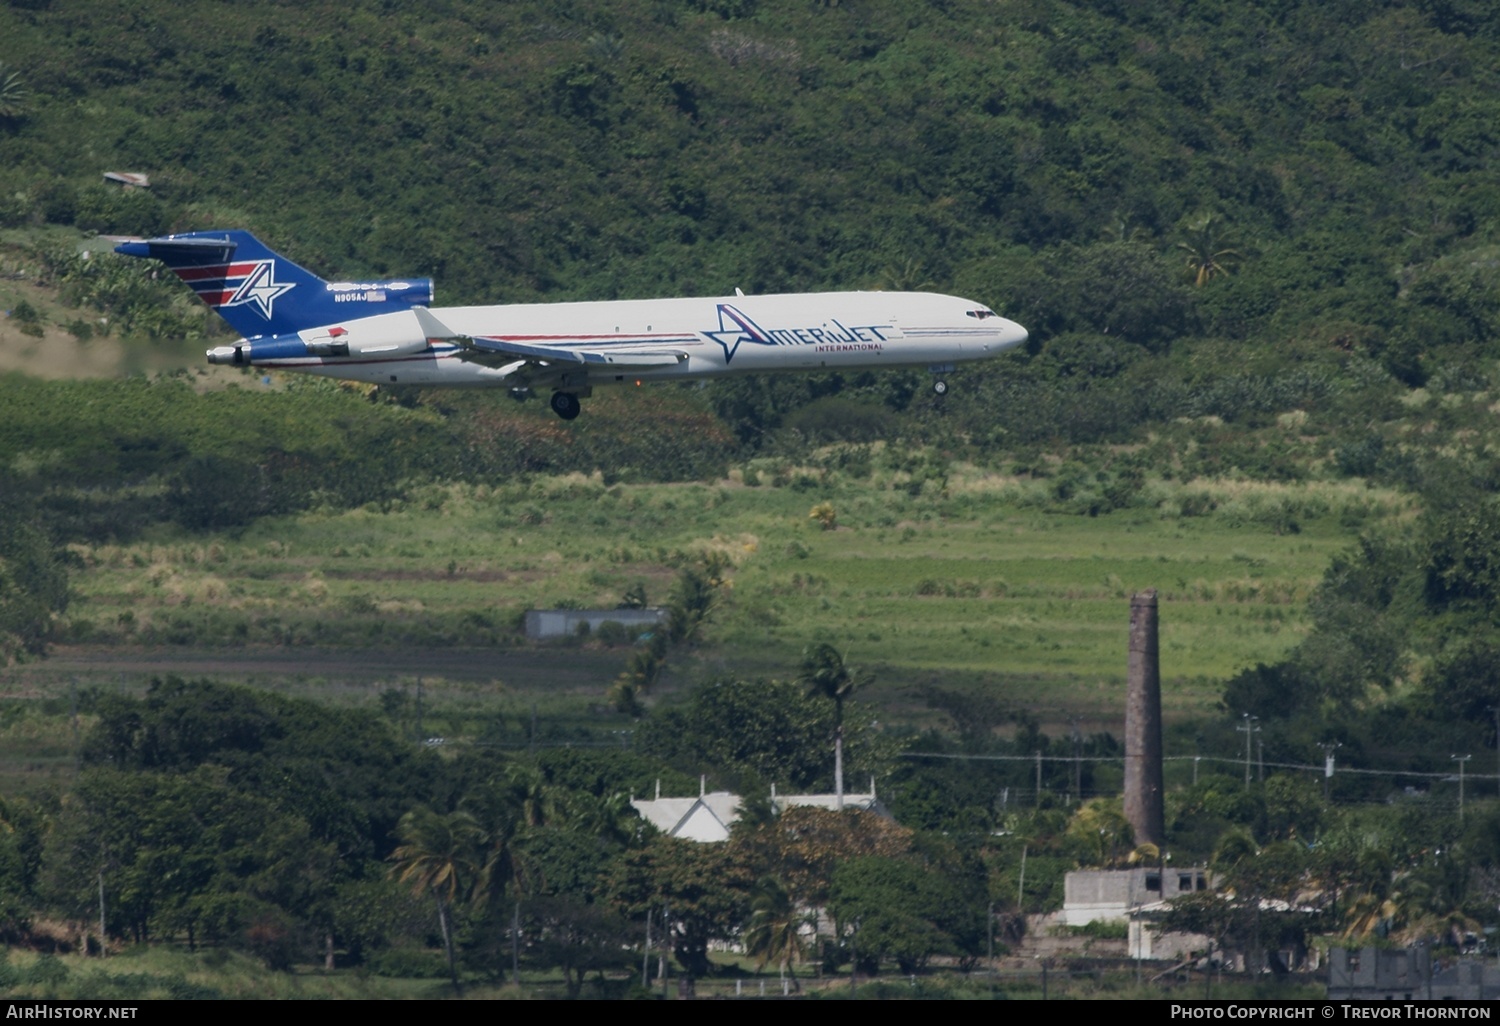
3,0 -> 1500,996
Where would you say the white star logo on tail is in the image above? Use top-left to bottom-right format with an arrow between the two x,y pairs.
224,261 -> 295,319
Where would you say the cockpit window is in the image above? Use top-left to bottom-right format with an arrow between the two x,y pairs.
966,309 -> 996,319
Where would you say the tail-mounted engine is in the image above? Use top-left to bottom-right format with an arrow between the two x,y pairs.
206,308 -> 435,365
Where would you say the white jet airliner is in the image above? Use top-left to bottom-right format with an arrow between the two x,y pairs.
117,231 -> 1027,419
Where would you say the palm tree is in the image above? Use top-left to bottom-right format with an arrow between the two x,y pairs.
1103,210 -> 1153,245
744,877 -> 808,989
461,772 -> 560,982
464,768 -> 555,897
0,63 -> 28,123
797,643 -> 871,808
1176,213 -> 1242,287
1334,844 -> 1398,941
876,258 -> 938,292
1389,855 -> 1479,948
668,561 -> 726,645
560,789 -> 640,848
609,643 -> 662,716
390,806 -> 482,994
503,763 -> 555,830
1065,798 -> 1135,866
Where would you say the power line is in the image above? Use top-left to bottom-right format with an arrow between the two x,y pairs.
899,750 -> 1495,783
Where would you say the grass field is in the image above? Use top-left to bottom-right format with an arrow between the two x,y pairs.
23,464 -> 1408,739
0,943 -> 1326,1000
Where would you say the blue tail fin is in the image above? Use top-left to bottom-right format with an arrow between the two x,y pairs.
115,230 -> 433,338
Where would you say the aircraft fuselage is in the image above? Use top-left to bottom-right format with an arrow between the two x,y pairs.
119,230 -> 1026,417
216,291 -> 1025,389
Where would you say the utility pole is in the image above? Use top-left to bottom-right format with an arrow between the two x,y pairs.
660,901 -> 670,998
1489,706 -> 1500,797
1452,754 -> 1472,820
1236,714 -> 1259,789
1317,741 -> 1342,802
850,921 -> 858,997
512,901 -> 520,982
988,900 -> 996,999
1071,719 -> 1083,802
98,869 -> 106,958
70,676 -> 81,774
987,901 -> 995,971
642,910 -> 652,987
1017,845 -> 1028,916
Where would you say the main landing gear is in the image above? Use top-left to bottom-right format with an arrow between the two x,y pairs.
929,363 -> 954,398
550,391 -> 582,420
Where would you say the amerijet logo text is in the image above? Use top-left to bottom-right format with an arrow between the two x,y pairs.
703,304 -> 893,365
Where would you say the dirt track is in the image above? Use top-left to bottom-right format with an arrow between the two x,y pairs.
8,644 -> 626,693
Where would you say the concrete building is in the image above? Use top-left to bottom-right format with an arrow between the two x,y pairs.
1063,867 -> 1213,961
1327,946 -> 1500,1001
1063,866 -> 1209,927
523,607 -> 667,641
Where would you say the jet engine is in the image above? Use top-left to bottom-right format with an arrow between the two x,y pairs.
207,307 -> 436,365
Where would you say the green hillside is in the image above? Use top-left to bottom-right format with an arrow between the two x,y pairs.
5,0 -> 1500,990
3,0 -> 1499,477
0,0 -> 1495,329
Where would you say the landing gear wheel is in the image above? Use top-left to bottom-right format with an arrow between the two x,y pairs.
932,380 -> 949,396
550,391 -> 582,420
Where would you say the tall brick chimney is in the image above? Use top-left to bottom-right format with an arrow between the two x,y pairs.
1125,589 -> 1164,848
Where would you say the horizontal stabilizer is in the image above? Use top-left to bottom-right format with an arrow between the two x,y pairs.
115,236 -> 234,260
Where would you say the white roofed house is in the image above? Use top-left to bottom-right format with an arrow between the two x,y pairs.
629,779 -> 897,957
630,781 -> 743,843
629,778 -> 891,842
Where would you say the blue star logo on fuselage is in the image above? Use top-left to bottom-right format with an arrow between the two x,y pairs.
704,304 -> 776,365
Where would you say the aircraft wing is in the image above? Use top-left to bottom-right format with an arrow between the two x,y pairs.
414,307 -> 688,371
460,336 -> 688,369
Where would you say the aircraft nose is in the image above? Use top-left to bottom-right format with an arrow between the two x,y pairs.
996,318 -> 1028,351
